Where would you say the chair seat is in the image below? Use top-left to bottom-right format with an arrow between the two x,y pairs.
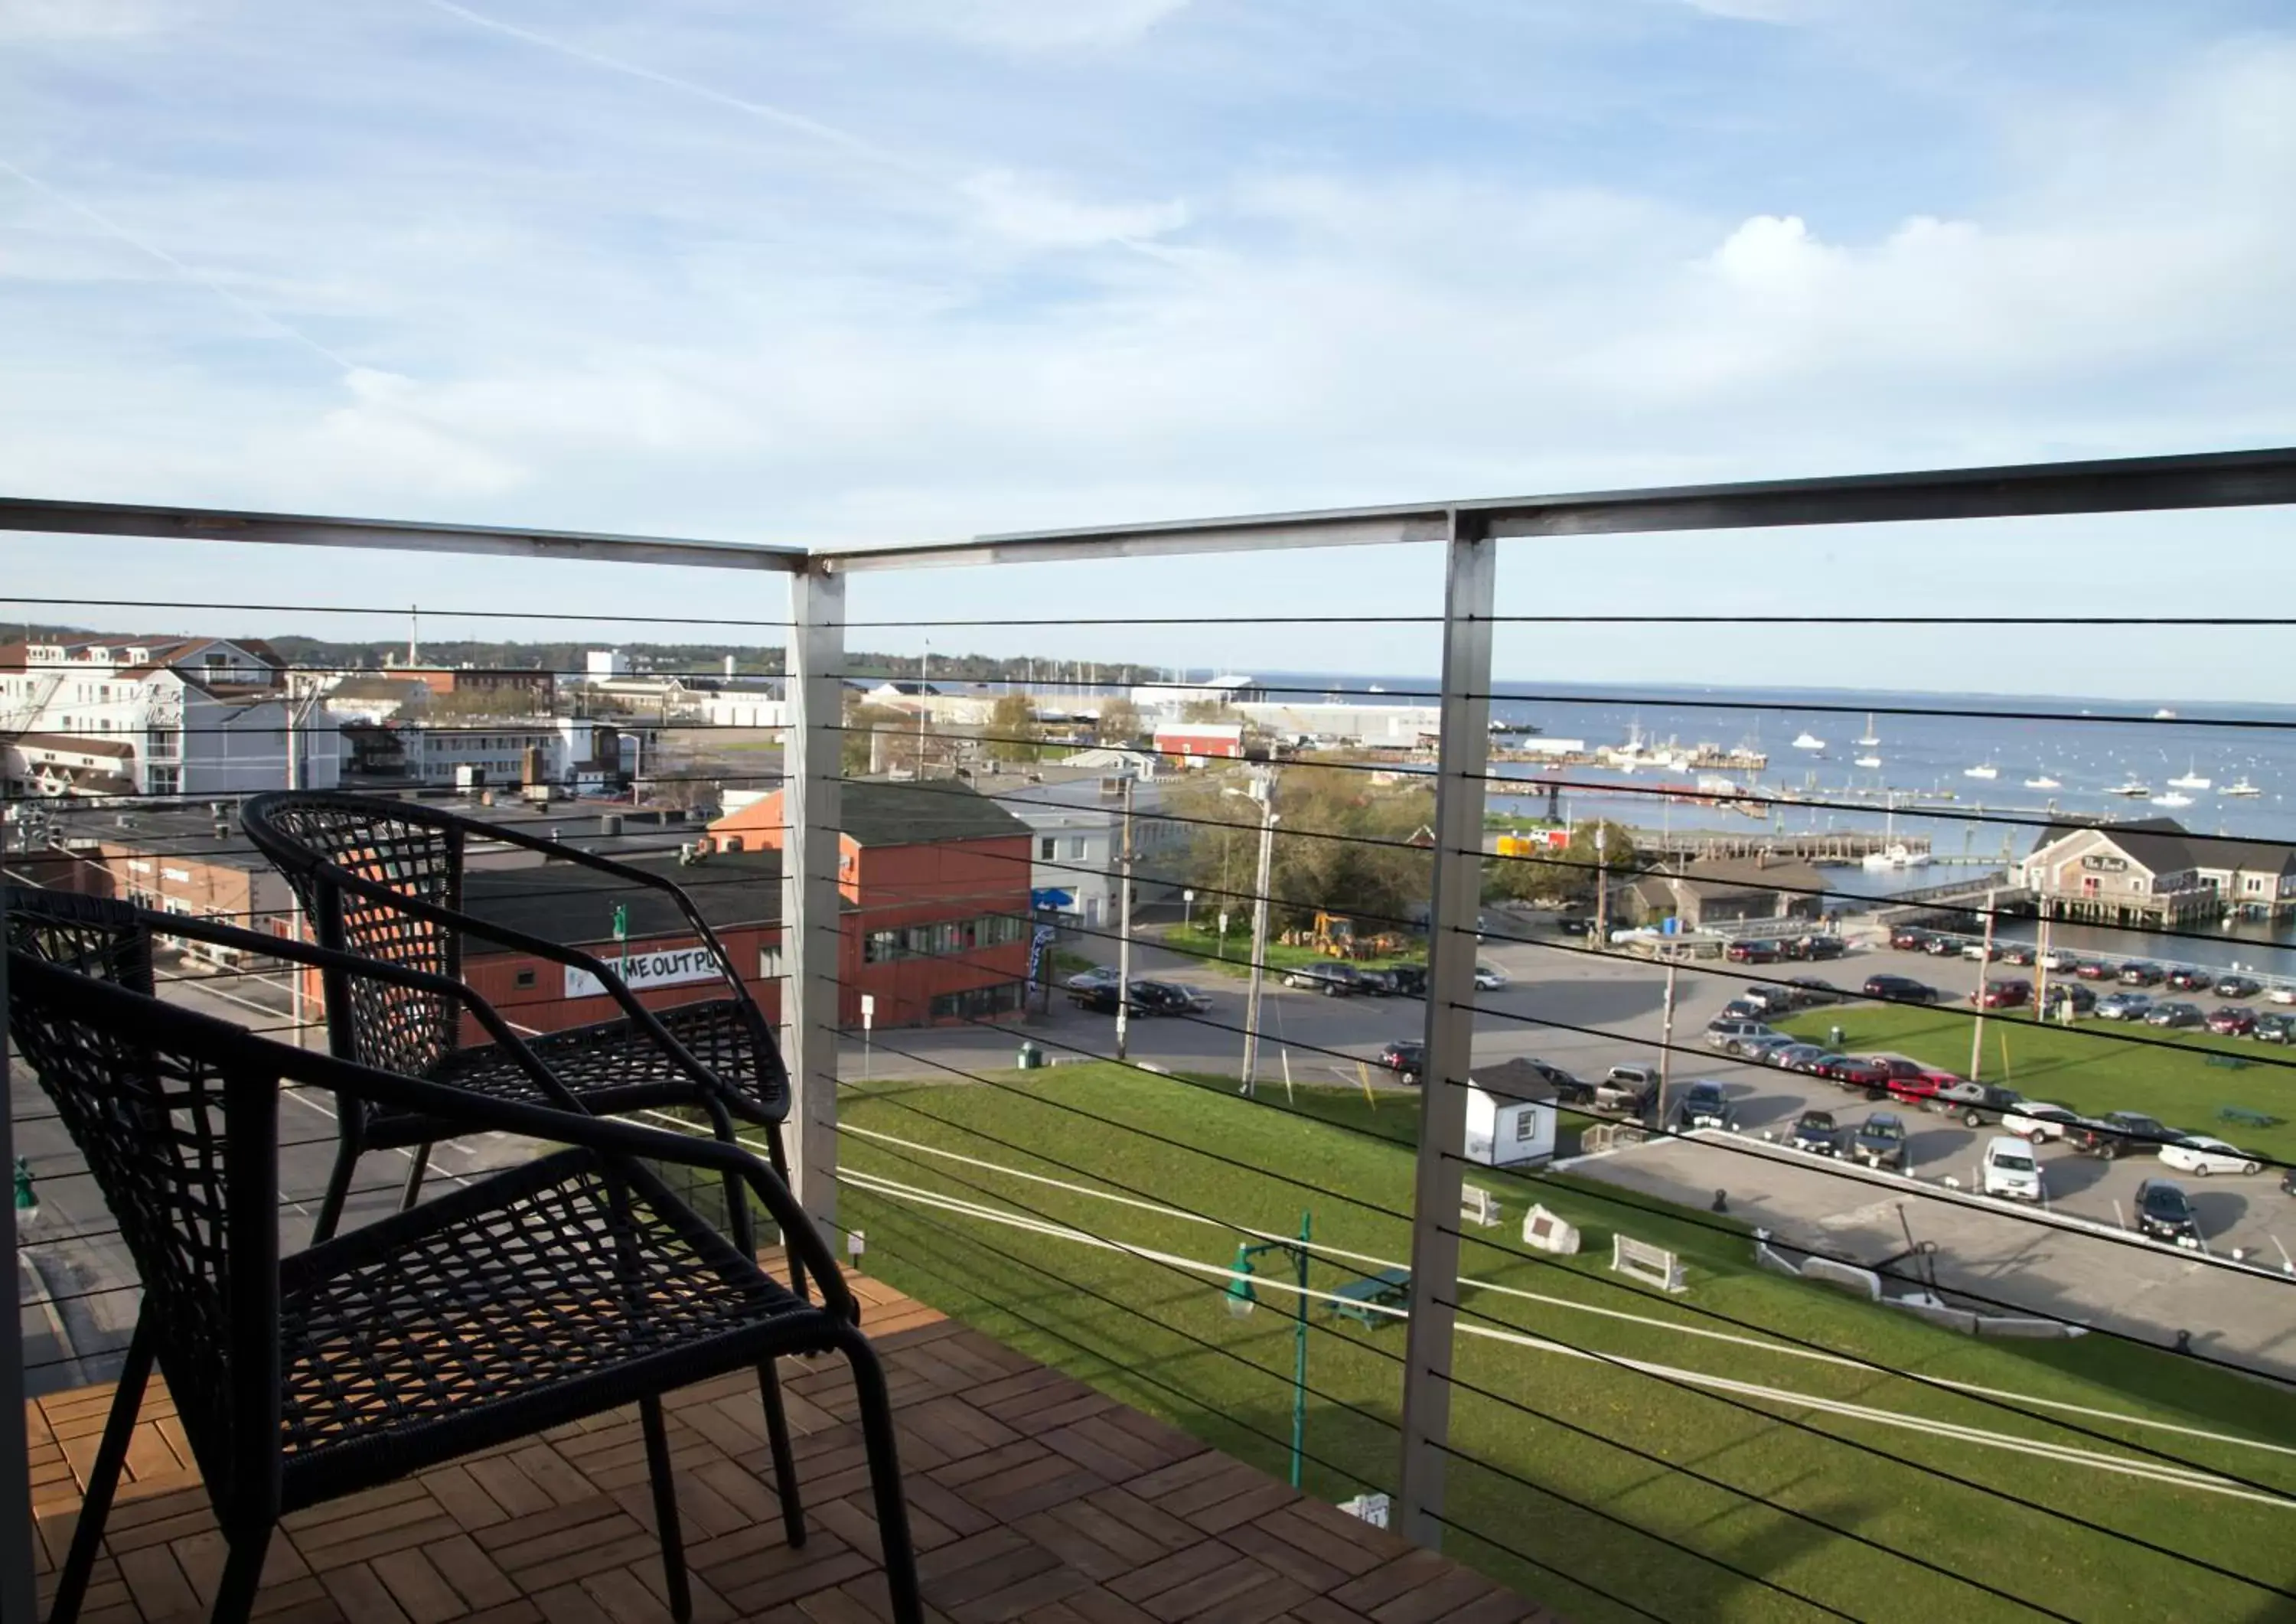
362,999 -> 778,1146
273,1147 -> 829,1510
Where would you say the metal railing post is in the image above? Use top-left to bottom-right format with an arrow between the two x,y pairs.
782,565 -> 846,1242
1397,510 -> 1495,1549
1,885 -> 34,1624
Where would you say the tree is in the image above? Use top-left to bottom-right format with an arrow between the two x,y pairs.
1179,696 -> 1231,724
1095,696 -> 1142,745
984,693 -> 1041,763
842,702 -> 909,777
1164,766 -> 1437,940
1486,821 -> 1639,908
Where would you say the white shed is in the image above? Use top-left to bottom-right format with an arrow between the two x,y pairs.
1463,1064 -> 1558,1168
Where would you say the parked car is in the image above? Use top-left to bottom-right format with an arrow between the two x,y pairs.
1705,1019 -> 1777,1053
1596,1064 -> 1662,1114
1375,1039 -> 1426,1085
1786,977 -> 1843,1006
2144,1001 -> 2203,1029
1785,935 -> 1847,961
1127,980 -> 1196,1014
2206,1006 -> 2258,1037
1769,1042 -> 1831,1072
1932,1081 -> 2025,1127
1887,1068 -> 1962,1109
2118,961 -> 2165,986
1890,928 -> 1932,951
1735,1034 -> 1800,1064
1864,1056 -> 1928,1086
1718,998 -> 1765,1022
2269,985 -> 2296,1006
2042,983 -> 2097,1015
2165,967 -> 2213,993
1786,1110 -> 1844,1156
1377,964 -> 1430,998
1726,939 -> 1782,964
1981,1136 -> 2044,1202
2072,1110 -> 2180,1159
1961,941 -> 2002,962
1923,936 -> 1962,957
1284,963 -> 1368,996
1824,1055 -> 1892,1093
1472,962 -> 1510,991
1065,964 -> 1120,992
2215,973 -> 2262,1000
1069,979 -> 1189,1016
2159,1136 -> 2265,1177
1974,978 -> 2032,1009
1861,974 -> 1939,1004
1743,984 -> 1799,1016
2133,1179 -> 2203,1247
2094,991 -> 2154,1021
1673,1080 -> 1735,1132
2038,948 -> 2079,973
2257,1013 -> 2294,1045
1852,1113 -> 1910,1170
2073,960 -> 2117,980
1998,944 -> 2037,967
2004,1101 -> 2082,1141
1554,915 -> 1596,938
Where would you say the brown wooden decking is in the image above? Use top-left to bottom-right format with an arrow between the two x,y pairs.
25,1269 -> 1553,1624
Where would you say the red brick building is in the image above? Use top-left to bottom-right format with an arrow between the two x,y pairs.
1152,722 -> 1245,765
710,779 -> 1034,1029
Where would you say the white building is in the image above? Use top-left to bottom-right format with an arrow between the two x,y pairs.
1233,701 -> 1440,746
1463,1068 -> 1559,1168
0,635 -> 341,800
585,649 -> 631,680
1129,673 -> 1265,710
966,765 -> 1186,928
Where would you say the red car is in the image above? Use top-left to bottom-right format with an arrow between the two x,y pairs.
1890,1068 -> 1964,1108
1972,979 -> 2031,1009
1824,1056 -> 1891,1091
2207,1006 -> 2258,1036
2073,960 -> 2116,980
1726,939 -> 1782,964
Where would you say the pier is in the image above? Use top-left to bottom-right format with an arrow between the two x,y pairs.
1624,829 -> 1935,866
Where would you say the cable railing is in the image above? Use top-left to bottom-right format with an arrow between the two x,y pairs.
11,448 -> 2296,1624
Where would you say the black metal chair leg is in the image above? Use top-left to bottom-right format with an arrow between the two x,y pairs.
840,1329 -> 922,1624
397,1142 -> 433,1211
639,1395 -> 693,1624
762,1125 -> 810,1306
757,1357 -> 806,1548
47,1317 -> 154,1624
207,1521 -> 273,1624
309,1135 -> 361,1244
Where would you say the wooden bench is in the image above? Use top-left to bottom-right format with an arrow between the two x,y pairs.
2219,1104 -> 2284,1129
1327,1267 -> 1411,1326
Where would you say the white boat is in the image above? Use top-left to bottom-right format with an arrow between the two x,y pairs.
2106,780 -> 2151,798
2156,791 -> 2195,809
1855,713 -> 1880,747
2223,778 -> 2262,797
1791,731 -> 1825,751
1860,843 -> 1931,872
2167,759 -> 2211,791
2023,774 -> 2062,790
2154,707 -> 2177,719
1854,754 -> 1882,769
1963,763 -> 1998,781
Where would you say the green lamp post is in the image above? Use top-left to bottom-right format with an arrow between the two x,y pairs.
12,1157 -> 35,1231
1224,1210 -> 1312,1489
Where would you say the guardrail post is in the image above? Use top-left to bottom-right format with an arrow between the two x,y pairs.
1397,510 -> 1495,1549
782,564 -> 846,1243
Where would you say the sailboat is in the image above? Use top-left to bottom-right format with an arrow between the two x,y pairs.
1963,762 -> 1999,781
2106,778 -> 2151,798
1860,812 -> 1932,871
2157,791 -> 2195,809
2167,758 -> 2211,791
1791,730 -> 1825,751
1855,713 -> 1880,748
2023,773 -> 2063,790
2223,778 -> 2262,797
1854,753 -> 1882,770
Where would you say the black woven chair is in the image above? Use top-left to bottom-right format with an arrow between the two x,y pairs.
237,791 -> 790,1251
5,890 -> 920,1624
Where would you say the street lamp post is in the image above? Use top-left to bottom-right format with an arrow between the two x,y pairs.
1593,823 -> 1609,952
1225,1209 -> 1313,1489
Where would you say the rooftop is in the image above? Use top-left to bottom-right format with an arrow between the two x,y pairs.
27,1267 -> 1538,1624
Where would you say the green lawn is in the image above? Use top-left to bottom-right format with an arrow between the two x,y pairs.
1155,921 -> 1425,980
835,1065 -> 2296,1624
1782,1003 -> 2296,1161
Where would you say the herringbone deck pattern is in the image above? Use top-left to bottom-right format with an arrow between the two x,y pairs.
26,1268 -> 1552,1624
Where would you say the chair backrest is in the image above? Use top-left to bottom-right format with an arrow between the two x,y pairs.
3,886 -> 156,995
6,921 -> 283,1521
240,792 -> 468,1078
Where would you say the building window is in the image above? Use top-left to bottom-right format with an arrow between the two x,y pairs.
148,766 -> 179,796
928,982 -> 1024,1020
865,929 -> 903,964
1066,836 -> 1088,861
1515,1113 -> 1538,1141
722,836 -> 745,853
1040,836 -> 1056,861
514,968 -> 537,990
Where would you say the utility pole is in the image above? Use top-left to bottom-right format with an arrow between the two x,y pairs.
916,642 -> 928,779
1969,886 -> 2000,1081
1593,823 -> 1609,952
1115,776 -> 1135,1061
2033,897 -> 2053,1022
1657,957 -> 1678,1128
1241,773 -> 1278,1095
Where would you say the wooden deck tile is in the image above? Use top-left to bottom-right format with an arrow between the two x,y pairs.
21,1268 -> 1549,1624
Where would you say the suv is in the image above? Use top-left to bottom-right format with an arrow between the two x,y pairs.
1373,964 -> 1429,998
2118,961 -> 2165,986
1726,939 -> 1782,964
1981,1136 -> 2043,1202
1673,1080 -> 1735,1131
1786,1110 -> 1844,1156
2133,1179 -> 2203,1247
1852,1112 -> 1910,1170
1890,928 -> 1932,951
1932,1081 -> 2024,1127
1596,1064 -> 1661,1115
1974,978 -> 2031,1009
1787,977 -> 1842,1006
1375,1039 -> 1426,1085
1742,984 -> 1799,1017
2214,973 -> 2262,1000
1823,1055 -> 1892,1094
1785,935 -> 1846,961
2165,967 -> 2213,993
1283,963 -> 1366,996
1705,1019 -> 1776,1054
2043,983 -> 2096,1015
1862,974 -> 1939,1004
2094,991 -> 2153,1021
2072,1110 -> 2178,1159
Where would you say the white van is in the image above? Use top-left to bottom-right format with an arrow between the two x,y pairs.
1981,1136 -> 2043,1202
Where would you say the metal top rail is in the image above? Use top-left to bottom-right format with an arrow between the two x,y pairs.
5,444 -> 2296,576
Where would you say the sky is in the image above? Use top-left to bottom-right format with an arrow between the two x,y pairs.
3,0 -> 2295,697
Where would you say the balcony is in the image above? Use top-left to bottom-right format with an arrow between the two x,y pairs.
11,448 -> 2296,1624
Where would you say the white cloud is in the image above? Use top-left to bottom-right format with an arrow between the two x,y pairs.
0,0 -> 176,39
843,0 -> 1192,52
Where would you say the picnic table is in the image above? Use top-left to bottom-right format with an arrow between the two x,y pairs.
1328,1267 -> 1411,1327
2219,1105 -> 2285,1129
